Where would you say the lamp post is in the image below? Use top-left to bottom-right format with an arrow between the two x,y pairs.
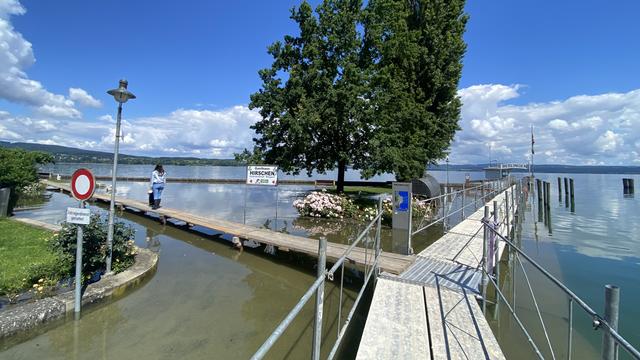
105,79 -> 136,274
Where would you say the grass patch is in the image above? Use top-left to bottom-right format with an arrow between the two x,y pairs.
0,218 -> 65,297
327,186 -> 391,195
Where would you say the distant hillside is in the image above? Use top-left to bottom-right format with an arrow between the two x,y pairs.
0,141 -> 241,166
428,163 -> 640,175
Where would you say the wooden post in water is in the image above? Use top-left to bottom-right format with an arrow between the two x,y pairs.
557,177 -> 562,201
564,177 -> 569,207
569,178 -> 575,212
546,181 -> 551,210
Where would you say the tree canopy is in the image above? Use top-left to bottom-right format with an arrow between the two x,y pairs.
244,0 -> 467,190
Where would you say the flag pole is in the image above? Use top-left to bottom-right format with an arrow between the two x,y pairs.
530,124 -> 535,178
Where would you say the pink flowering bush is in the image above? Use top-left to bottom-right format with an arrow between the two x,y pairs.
292,190 -> 358,219
293,191 -> 437,224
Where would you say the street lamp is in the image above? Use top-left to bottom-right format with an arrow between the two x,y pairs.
105,79 -> 136,274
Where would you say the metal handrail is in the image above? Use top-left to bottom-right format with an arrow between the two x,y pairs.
482,218 -> 640,359
252,198 -> 384,360
412,182 -> 507,236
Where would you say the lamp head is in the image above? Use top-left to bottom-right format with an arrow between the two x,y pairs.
107,79 -> 136,103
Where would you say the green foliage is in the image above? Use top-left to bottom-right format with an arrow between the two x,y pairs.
0,219 -> 67,300
49,214 -> 136,282
0,147 -> 54,214
359,0 -> 467,181
248,0 -> 369,192
245,0 -> 467,188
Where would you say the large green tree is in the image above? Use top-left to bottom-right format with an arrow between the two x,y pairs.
248,0 -> 368,193
246,0 -> 467,189
359,0 -> 467,181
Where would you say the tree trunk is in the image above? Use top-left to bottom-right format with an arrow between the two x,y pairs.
337,160 -> 346,193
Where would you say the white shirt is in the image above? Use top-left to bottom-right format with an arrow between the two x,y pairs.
151,170 -> 166,185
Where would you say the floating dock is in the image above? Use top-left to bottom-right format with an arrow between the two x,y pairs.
44,181 -> 414,275
357,186 -> 516,359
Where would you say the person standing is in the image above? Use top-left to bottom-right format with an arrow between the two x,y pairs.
150,164 -> 166,209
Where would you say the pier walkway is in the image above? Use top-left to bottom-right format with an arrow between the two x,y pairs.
44,181 -> 414,275
357,186 -> 517,359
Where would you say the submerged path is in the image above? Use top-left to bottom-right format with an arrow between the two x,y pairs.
44,181 -> 414,275
357,186 -> 517,359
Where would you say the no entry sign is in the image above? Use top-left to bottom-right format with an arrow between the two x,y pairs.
71,168 -> 96,201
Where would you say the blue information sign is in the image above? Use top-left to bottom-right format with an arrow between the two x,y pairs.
396,191 -> 409,212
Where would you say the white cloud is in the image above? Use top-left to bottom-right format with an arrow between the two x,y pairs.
0,1 -> 98,118
69,88 -> 102,108
0,106 -> 261,158
451,85 -> 640,165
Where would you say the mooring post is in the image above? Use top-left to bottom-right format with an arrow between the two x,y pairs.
570,178 -> 575,212
546,181 -> 551,209
564,177 -> 569,207
602,284 -> 620,360
312,237 -> 327,360
482,205 -> 489,314
557,177 -> 562,201
630,179 -> 635,194
536,179 -> 542,202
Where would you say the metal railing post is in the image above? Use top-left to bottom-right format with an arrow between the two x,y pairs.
374,197 -> 383,282
493,200 -> 499,276
462,182 -> 466,219
482,205 -> 489,314
312,237 -> 327,360
505,192 -> 510,238
568,298 -> 574,360
602,285 -> 620,360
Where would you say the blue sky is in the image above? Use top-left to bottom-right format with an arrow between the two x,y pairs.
2,0 -> 640,165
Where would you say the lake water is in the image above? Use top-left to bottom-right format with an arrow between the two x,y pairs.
490,173 -> 640,359
2,166 -> 639,359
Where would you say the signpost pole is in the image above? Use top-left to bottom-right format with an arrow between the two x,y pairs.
74,200 -> 84,319
274,186 -> 279,231
243,184 -> 248,225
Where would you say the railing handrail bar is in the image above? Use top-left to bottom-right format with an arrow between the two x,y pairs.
412,185 -> 506,236
327,255 -> 380,360
327,211 -> 383,277
483,219 -> 640,359
414,181 -> 496,204
251,273 -> 326,360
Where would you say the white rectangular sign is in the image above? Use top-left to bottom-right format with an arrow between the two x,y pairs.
246,165 -> 278,186
66,207 -> 91,225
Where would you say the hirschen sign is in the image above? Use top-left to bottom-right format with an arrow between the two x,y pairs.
246,165 -> 278,186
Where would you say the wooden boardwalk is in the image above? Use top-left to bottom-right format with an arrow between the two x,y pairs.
357,186 -> 518,359
44,181 -> 414,275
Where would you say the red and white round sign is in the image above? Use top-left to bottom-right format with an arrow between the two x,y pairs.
71,168 -> 95,201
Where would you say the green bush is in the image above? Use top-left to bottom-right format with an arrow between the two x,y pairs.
0,148 -> 53,214
49,214 -> 137,282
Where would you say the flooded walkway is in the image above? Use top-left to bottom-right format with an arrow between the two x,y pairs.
0,192 -> 360,359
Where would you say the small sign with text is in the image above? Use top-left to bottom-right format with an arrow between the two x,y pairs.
66,207 -> 91,225
246,165 -> 278,186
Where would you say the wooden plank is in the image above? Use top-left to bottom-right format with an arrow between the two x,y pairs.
356,278 -> 430,360
44,181 -> 414,274
424,285 -> 505,360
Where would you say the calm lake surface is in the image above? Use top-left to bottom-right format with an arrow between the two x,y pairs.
2,165 -> 639,359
